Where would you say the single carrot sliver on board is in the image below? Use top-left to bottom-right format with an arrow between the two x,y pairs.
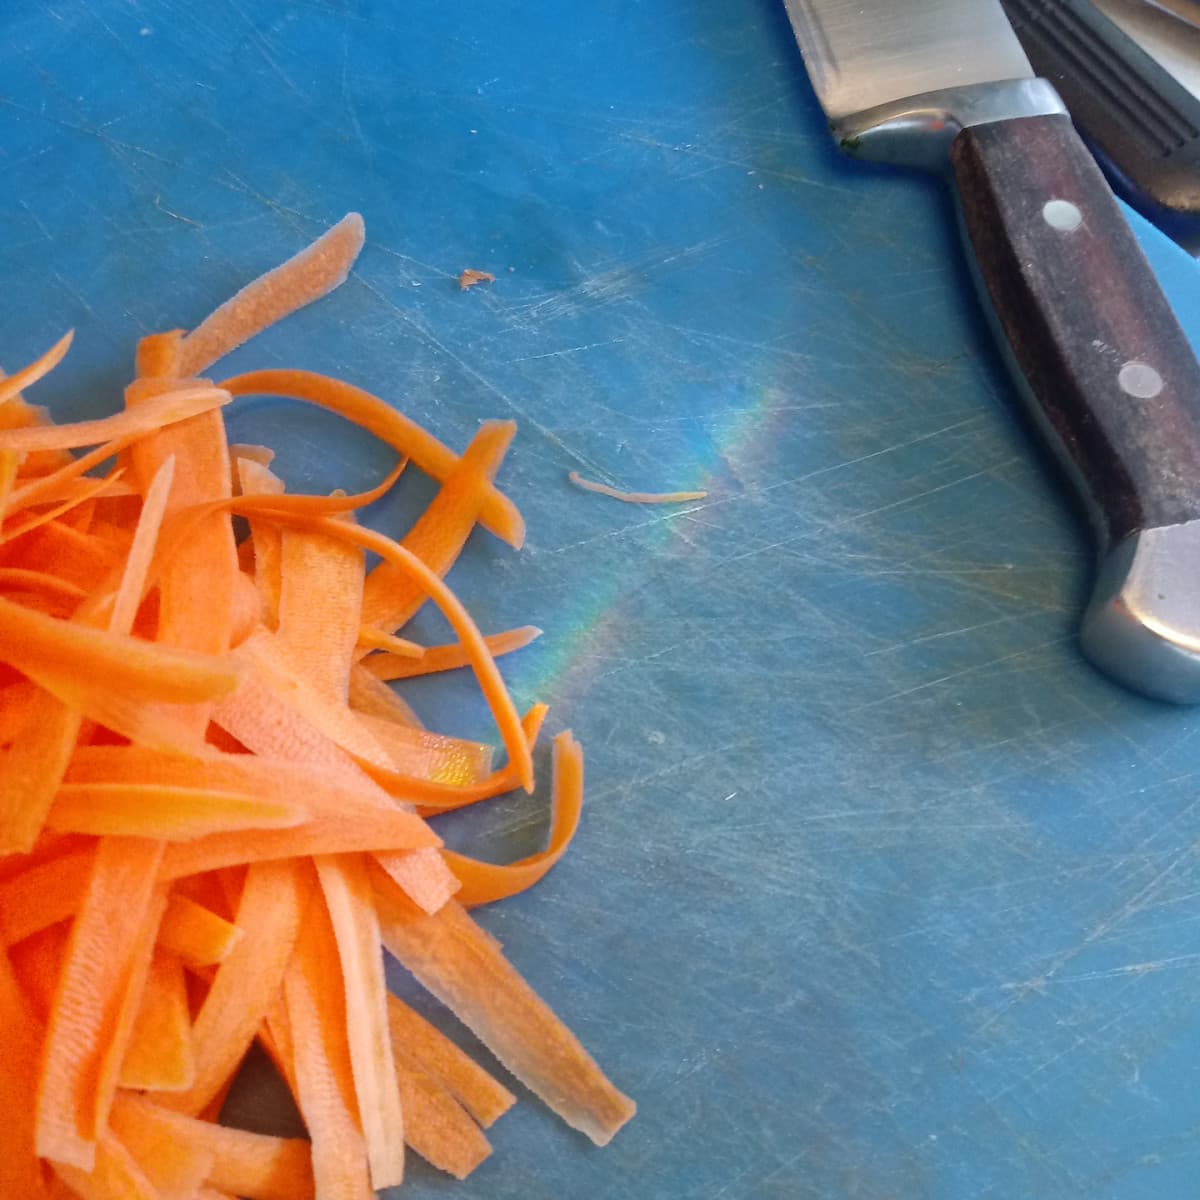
0,212 -> 634,1199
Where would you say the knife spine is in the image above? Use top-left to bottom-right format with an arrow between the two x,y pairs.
1004,0 -> 1199,158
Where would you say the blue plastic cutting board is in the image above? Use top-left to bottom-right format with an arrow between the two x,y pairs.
5,3 -> 1200,1197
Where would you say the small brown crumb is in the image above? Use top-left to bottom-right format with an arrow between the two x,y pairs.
458,269 -> 495,291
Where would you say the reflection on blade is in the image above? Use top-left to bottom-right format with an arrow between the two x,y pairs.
781,0 -> 1032,122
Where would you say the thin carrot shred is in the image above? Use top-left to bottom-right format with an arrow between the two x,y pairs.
0,214 -> 633,1200
568,468 -> 708,503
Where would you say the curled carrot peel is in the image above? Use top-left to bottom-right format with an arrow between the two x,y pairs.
0,213 -> 633,1198
567,468 -> 707,503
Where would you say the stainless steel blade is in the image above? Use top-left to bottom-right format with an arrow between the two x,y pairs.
1093,0 -> 1200,99
781,0 -> 1034,123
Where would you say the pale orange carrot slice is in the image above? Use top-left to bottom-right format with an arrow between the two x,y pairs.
394,1058 -> 492,1179
276,517 -> 364,704
363,624 -> 542,682
315,853 -> 406,1188
51,1134 -> 160,1200
220,369 -> 523,546
385,991 -> 515,1128
118,951 -> 196,1093
354,626 -> 425,658
0,385 -> 230,453
282,863 -> 374,1200
443,730 -> 585,907
374,883 -> 635,1147
175,214 -> 364,377
35,841 -> 166,1170
351,711 -> 494,786
108,1095 -> 213,1200
374,845 -> 461,916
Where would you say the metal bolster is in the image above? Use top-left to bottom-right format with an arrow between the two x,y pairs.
1081,521 -> 1200,704
835,78 -> 1068,171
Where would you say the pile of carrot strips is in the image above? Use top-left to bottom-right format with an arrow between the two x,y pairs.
0,213 -> 633,1200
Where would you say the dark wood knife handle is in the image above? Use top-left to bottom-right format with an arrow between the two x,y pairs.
950,112 -> 1200,547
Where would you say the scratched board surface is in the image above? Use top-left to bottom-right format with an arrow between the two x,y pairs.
4,2 -> 1200,1197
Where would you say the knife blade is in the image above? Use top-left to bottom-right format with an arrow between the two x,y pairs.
782,0 -> 1200,702
998,0 -> 1200,246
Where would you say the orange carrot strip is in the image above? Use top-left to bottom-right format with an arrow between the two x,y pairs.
0,848 -> 93,945
108,454 -> 175,635
443,730 -> 585,907
0,446 -> 19,521
282,866 -> 374,1200
359,704 -> 548,812
230,628 -> 409,772
234,457 -> 285,627
316,854 -> 406,1188
51,1134 -> 160,1200
158,803 -> 438,881
277,517 -> 364,704
2,520 -> 123,594
0,385 -> 230,453
35,841 -> 166,1169
0,594 -> 241,706
0,331 -> 74,406
0,686 -> 82,854
220,369 -> 523,546
394,1058 -> 492,1179
47,782 -> 305,840
108,1096 -> 213,1200
8,434 -> 140,516
0,472 -> 129,546
119,951 -> 196,1093
359,418 -> 519,631
176,213 -> 365,377
374,884 -> 635,1147
156,892 -> 243,969
348,663 -> 424,728
364,625 -> 542,682
355,626 -> 425,658
232,511 -> 533,792
112,1094 -> 315,1200
0,946 -> 52,1197
134,328 -> 183,378
10,922 -> 68,1021
567,469 -> 707,503
351,711 -> 494,786
386,992 -> 515,1128
374,846 -> 461,915
0,566 -> 89,603
229,442 -> 275,471
127,384 -> 239,744
157,859 -> 312,1117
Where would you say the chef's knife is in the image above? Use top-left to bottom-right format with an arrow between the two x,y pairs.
781,0 -> 1200,702
998,0 -> 1200,244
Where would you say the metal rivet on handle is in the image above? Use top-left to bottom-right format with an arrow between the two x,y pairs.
1042,199 -> 1082,232
1118,361 -> 1164,400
